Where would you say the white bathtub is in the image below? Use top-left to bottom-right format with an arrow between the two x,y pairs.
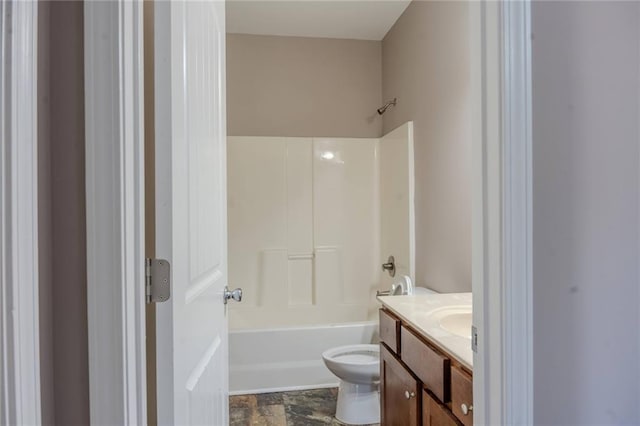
229,321 -> 379,395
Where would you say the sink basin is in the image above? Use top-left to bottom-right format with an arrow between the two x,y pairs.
420,305 -> 472,339
439,312 -> 472,339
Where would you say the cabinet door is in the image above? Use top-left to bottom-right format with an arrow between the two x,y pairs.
422,391 -> 461,426
451,366 -> 473,426
381,344 -> 420,426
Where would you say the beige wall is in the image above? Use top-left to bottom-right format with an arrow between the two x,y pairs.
382,1 -> 472,293
38,1 -> 90,424
227,34 -> 383,137
532,1 -> 639,423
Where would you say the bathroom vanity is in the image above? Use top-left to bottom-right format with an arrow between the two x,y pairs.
378,294 -> 473,426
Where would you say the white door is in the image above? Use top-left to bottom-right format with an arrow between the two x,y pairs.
154,1 -> 229,425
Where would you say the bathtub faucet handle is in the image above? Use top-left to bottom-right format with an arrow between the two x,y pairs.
223,286 -> 243,304
381,255 -> 396,277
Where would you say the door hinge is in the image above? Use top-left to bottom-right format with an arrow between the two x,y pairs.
471,326 -> 478,353
146,258 -> 171,304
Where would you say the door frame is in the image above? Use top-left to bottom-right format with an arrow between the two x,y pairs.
471,1 -> 533,425
84,1 -> 147,424
0,1 -> 42,424
83,1 -> 534,425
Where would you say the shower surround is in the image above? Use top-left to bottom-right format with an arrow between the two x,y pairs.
228,136 -> 381,329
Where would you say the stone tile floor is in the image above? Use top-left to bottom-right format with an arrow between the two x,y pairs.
229,388 -> 380,426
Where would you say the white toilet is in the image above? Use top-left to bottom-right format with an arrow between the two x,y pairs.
322,344 -> 380,425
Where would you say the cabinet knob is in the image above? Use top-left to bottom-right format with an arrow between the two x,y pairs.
404,390 -> 416,400
461,403 -> 474,415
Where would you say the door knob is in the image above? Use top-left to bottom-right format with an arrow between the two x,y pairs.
223,286 -> 242,304
404,390 -> 415,400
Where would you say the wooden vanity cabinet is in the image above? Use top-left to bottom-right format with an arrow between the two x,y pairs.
379,308 -> 472,426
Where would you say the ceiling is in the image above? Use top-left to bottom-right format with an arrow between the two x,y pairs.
226,1 -> 412,41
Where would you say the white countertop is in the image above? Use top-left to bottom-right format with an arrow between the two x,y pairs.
378,292 -> 473,371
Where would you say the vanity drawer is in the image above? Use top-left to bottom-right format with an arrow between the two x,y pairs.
451,366 -> 473,426
401,325 -> 451,403
379,309 -> 400,354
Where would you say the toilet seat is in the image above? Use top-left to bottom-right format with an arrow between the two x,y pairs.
322,344 -> 379,364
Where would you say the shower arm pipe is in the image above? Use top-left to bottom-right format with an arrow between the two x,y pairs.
377,98 -> 397,115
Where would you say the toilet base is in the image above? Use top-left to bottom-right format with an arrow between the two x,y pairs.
335,380 -> 380,425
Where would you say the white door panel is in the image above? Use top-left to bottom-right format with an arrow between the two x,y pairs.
155,1 -> 228,425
